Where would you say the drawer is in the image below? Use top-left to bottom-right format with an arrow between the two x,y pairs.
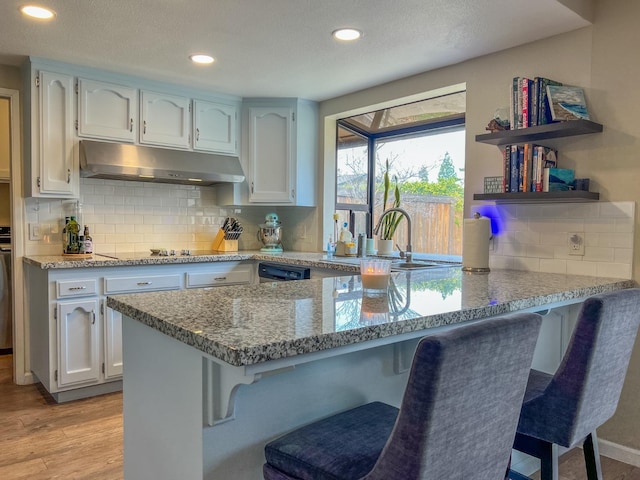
56,279 -> 98,298
186,266 -> 252,288
104,274 -> 182,294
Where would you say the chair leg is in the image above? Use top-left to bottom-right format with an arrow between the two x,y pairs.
539,442 -> 560,480
583,432 -> 603,480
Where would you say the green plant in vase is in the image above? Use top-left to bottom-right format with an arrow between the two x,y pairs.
378,160 -> 404,254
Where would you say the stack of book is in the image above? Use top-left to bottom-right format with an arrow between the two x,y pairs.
510,76 -> 562,129
502,144 -> 561,193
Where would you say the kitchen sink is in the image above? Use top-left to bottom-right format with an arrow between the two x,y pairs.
323,256 -> 459,271
391,261 -> 453,271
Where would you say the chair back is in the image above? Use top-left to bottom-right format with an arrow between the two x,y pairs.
363,313 -> 542,480
529,288 -> 640,447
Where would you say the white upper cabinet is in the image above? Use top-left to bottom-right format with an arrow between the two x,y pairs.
77,78 -> 137,142
0,98 -> 9,180
25,68 -> 78,198
193,100 -> 238,154
140,91 -> 191,148
218,98 -> 317,206
248,106 -> 294,203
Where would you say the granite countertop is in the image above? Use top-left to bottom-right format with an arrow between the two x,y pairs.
106,267 -> 636,367
22,250 -> 370,272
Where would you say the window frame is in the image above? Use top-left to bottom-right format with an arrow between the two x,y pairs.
336,114 -> 466,238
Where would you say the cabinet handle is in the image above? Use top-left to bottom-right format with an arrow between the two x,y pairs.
67,169 -> 71,183
196,128 -> 200,141
214,276 -> 227,281
130,118 -> 134,132
137,281 -> 152,286
91,310 -> 96,324
143,120 -> 147,134
251,182 -> 254,194
69,286 -> 87,291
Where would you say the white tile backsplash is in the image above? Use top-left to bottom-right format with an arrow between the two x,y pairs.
489,201 -> 635,279
24,179 -> 319,255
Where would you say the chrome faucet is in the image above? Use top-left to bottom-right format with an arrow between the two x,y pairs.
373,207 -> 412,264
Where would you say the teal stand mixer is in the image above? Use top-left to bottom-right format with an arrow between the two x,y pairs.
257,213 -> 283,253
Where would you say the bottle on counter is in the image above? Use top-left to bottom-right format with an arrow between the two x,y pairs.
62,216 -> 70,254
83,225 -> 93,254
67,216 -> 80,254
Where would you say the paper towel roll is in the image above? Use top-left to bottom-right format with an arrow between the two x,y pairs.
462,214 -> 491,272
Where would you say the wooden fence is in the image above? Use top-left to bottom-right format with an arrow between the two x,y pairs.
338,194 -> 463,255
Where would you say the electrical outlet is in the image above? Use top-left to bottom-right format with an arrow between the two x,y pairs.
29,223 -> 42,241
568,232 -> 585,256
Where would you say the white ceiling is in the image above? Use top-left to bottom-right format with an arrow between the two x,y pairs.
0,0 -> 592,101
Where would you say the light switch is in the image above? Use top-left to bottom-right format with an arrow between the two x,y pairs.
29,223 -> 42,241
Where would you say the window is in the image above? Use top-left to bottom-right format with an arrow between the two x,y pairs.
335,91 -> 465,255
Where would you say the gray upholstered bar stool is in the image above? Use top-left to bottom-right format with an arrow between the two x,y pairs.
263,312 -> 543,480
508,288 -> 640,480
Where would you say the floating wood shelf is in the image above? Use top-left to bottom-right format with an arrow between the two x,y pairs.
473,191 -> 600,203
475,120 -> 603,146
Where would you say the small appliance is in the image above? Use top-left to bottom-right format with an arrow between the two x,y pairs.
257,213 -> 283,253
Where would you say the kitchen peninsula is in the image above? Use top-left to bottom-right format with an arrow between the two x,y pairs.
106,266 -> 635,480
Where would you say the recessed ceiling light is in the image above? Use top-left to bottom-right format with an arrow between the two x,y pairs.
189,54 -> 215,65
332,28 -> 362,41
20,4 -> 56,19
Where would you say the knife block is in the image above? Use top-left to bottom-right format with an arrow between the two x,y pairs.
212,229 -> 238,252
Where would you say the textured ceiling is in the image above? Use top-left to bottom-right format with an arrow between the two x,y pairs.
0,0 -> 591,101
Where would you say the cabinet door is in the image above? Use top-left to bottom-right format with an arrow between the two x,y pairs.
104,303 -> 123,379
140,91 -> 190,148
77,78 -> 137,142
193,100 -> 237,154
57,299 -> 100,386
0,97 -> 9,180
248,106 -> 293,203
38,70 -> 77,196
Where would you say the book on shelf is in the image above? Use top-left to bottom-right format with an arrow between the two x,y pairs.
547,85 -> 590,121
503,145 -> 511,192
537,77 -> 562,125
543,167 -> 574,192
501,144 -> 558,193
509,76 -> 563,129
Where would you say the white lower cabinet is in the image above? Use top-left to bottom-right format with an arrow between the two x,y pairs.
25,260 -> 253,401
103,304 -> 123,379
57,299 -> 100,387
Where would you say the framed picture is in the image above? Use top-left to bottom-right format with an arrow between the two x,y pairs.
546,85 -> 590,121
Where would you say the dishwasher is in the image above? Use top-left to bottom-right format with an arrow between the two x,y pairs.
258,262 -> 311,282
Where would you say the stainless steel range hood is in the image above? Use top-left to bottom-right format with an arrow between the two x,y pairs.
79,140 -> 245,186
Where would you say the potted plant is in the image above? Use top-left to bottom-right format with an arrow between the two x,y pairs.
377,160 -> 404,255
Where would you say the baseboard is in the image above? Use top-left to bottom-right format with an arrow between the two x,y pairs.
598,438 -> 640,468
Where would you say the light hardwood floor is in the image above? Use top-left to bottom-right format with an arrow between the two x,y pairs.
2,353 -> 639,479
0,355 -> 123,479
